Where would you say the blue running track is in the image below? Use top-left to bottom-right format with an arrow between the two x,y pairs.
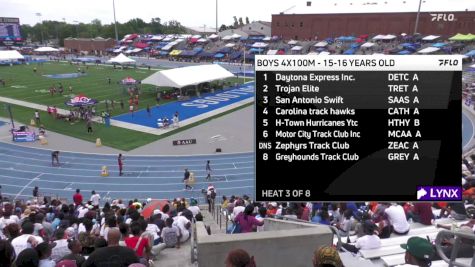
0,142 -> 254,204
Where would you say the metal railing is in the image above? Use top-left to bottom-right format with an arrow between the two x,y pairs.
434,229 -> 475,267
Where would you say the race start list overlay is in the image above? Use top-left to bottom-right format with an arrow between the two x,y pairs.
255,55 -> 462,201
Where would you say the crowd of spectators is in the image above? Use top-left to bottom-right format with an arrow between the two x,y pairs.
0,190 -> 204,267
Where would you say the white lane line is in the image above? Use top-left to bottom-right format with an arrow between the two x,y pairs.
14,174 -> 42,200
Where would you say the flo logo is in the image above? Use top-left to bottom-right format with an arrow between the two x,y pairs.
416,186 -> 461,201
430,13 -> 455,22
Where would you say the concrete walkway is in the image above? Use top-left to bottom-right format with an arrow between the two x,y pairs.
0,95 -> 254,136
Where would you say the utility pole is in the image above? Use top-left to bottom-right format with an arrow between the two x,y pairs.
35,13 -> 44,45
215,0 -> 218,33
113,0 -> 119,42
414,0 -> 423,35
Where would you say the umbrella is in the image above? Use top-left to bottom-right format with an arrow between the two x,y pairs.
121,77 -> 137,85
141,200 -> 169,219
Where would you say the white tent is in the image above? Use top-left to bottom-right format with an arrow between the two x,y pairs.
142,64 -> 234,88
151,35 -> 164,41
314,41 -> 328,47
125,48 -> 142,54
307,51 -> 319,55
262,36 -> 271,41
0,50 -> 24,60
231,33 -> 241,39
34,47 -> 59,52
382,34 -> 397,40
372,34 -> 386,40
107,53 -> 135,64
319,51 -> 331,55
361,42 -> 375,48
251,42 -> 268,48
418,47 -> 440,54
470,64 -> 475,68
291,45 -> 302,51
222,35 -> 233,41
162,41 -> 178,51
191,35 -> 201,39
288,40 -> 298,45
197,38 -> 208,43
225,43 -> 235,48
422,35 -> 440,41
267,50 -> 278,55
208,34 -> 219,39
162,37 -> 173,42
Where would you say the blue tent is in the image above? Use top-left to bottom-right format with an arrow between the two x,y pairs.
350,43 -> 361,49
316,47 -> 326,52
159,51 -> 169,56
431,42 -> 447,48
198,51 -> 214,58
214,53 -> 225,58
343,48 -> 356,55
398,50 -> 412,55
218,47 -> 232,54
338,36 -> 356,42
325,38 -> 334,43
249,48 -> 264,53
464,50 -> 475,57
229,51 -> 242,60
193,47 -> 203,53
180,50 -> 198,57
240,36 -> 248,41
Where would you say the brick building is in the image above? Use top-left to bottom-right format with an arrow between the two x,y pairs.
64,37 -> 116,54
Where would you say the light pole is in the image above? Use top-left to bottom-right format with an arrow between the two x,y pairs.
215,0 -> 218,33
35,13 -> 44,45
73,20 -> 80,38
113,0 -> 119,42
414,0 -> 423,35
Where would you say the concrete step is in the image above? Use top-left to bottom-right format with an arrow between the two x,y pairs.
200,209 -> 227,235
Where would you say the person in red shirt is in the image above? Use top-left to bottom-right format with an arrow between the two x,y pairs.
118,154 -> 124,176
73,189 -> 83,206
408,202 -> 434,225
125,221 -> 150,261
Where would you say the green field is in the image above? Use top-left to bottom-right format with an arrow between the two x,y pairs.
0,62 -> 251,151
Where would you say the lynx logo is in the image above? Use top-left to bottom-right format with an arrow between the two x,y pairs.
430,13 -> 455,22
416,186 -> 461,201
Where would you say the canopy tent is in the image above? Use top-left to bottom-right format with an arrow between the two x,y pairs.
142,64 -> 234,88
0,50 -> 24,60
372,34 -> 386,40
262,36 -> 271,42
121,77 -> 137,85
162,37 -> 173,42
134,42 -> 148,49
398,50 -> 412,55
231,33 -> 241,39
361,42 -> 375,48
291,46 -> 302,51
465,50 -> 475,57
249,48 -> 264,53
197,51 -> 214,58
449,33 -> 475,41
337,36 -> 356,42
225,43 -> 235,48
382,34 -> 397,40
34,47 -> 59,52
431,42 -> 447,48
314,41 -> 328,47
319,51 -> 331,55
251,42 -> 268,48
222,35 -> 233,41
151,35 -> 164,41
307,51 -> 319,55
65,94 -> 98,107
125,48 -> 142,54
267,50 -> 278,55
355,38 -> 365,43
208,34 -> 219,39
418,47 -> 440,54
422,35 -> 440,41
107,53 -> 136,64
197,38 -> 208,43
169,50 -> 182,56
470,64 -> 475,69
214,53 -> 225,58
218,47 -> 232,54
161,41 -> 178,51
229,51 -> 242,60
343,48 -> 356,55
358,34 -> 369,39
288,40 -> 298,45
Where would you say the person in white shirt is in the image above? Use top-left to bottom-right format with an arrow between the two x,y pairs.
90,190 -> 101,208
51,228 -> 70,262
231,200 -> 245,221
342,220 -> 381,253
384,203 -> 410,235
187,200 -> 201,217
145,217 -> 161,245
11,222 -> 44,259
173,215 -> 191,243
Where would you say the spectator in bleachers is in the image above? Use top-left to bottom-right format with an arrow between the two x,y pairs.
173,213 -> 191,243
51,228 -> 71,262
225,248 -> 256,267
255,206 -> 267,232
343,220 -> 381,253
312,246 -> 343,267
384,203 -> 410,235
11,221 -> 43,259
234,205 -> 264,233
61,239 -> 86,266
0,239 -> 15,267
72,189 -> 83,207
187,199 -> 201,217
83,228 -> 139,267
221,195 -> 229,210
335,209 -> 354,237
400,236 -> 434,267
407,202 -> 433,225
125,221 -> 151,265
36,242 -> 55,267
447,202 -> 468,221
16,248 -> 40,267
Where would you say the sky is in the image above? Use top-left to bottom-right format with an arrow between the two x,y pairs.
2,0 -> 474,27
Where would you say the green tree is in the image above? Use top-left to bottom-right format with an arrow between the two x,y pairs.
238,17 -> 244,27
245,17 -> 250,25
233,16 -> 238,28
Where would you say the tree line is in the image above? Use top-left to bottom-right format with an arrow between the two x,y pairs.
20,17 -> 187,46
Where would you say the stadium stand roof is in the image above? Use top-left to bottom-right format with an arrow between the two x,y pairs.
0,50 -> 24,60
142,64 -> 234,88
